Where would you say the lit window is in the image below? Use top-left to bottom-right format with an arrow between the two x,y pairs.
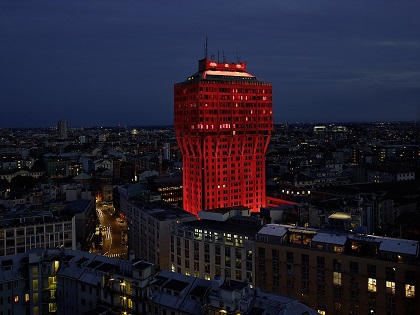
406,285 -> 415,298
333,272 -> 342,285
368,278 -> 377,292
386,281 -> 395,295
14,295 -> 19,302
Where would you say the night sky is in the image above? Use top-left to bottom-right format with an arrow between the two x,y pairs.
1,0 -> 419,128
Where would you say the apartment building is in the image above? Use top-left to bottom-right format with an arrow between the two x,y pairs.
65,198 -> 96,251
0,248 -> 317,315
255,223 -> 419,315
126,197 -> 195,270
0,207 -> 76,256
171,206 -> 262,286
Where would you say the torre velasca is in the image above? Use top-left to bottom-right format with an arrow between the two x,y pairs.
174,57 -> 273,215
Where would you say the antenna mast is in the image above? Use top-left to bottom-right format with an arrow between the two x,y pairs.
236,47 -> 241,63
204,36 -> 208,59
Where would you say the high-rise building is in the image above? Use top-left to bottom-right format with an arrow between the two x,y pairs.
174,58 -> 273,215
57,119 -> 68,139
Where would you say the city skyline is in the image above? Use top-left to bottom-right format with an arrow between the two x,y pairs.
1,0 -> 420,128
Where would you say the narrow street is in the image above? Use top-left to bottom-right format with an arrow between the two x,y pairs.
94,205 -> 127,259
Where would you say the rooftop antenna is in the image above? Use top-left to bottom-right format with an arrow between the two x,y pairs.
204,36 -> 208,59
236,47 -> 241,63
222,50 -> 226,63
217,50 -> 220,63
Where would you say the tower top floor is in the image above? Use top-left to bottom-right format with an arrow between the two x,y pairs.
176,58 -> 271,85
198,58 -> 247,72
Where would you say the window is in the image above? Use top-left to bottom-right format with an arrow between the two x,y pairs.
405,284 -> 415,298
334,301 -> 342,312
367,264 -> 376,278
272,261 -> 279,273
317,256 -> 325,268
405,270 -> 415,283
350,261 -> 358,274
286,252 -> 294,263
273,275 -> 279,286
258,259 -> 265,271
302,280 -> 309,292
317,284 -> 325,294
350,289 -> 359,300
333,259 -> 341,271
333,272 -> 342,286
258,247 -> 265,258
386,267 -> 395,281
301,254 -> 309,266
368,278 -> 377,292
302,266 -> 309,279
334,287 -> 342,298
287,264 -> 294,276
317,269 -> 325,282
386,297 -> 396,309
386,281 -> 395,295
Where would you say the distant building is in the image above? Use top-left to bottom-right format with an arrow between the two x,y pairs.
57,120 -> 68,139
0,168 -> 44,183
366,164 -> 415,183
65,199 -> 96,251
0,205 -> 76,256
162,142 -> 170,161
147,175 -> 183,208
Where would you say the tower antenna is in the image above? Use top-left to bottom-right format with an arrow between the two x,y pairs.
236,47 -> 241,63
222,50 -> 226,63
204,36 -> 208,59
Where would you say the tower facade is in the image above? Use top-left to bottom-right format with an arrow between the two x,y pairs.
174,58 -> 273,215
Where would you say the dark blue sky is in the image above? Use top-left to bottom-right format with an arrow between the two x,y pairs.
1,0 -> 419,128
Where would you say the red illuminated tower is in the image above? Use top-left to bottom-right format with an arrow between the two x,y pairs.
174,58 -> 273,216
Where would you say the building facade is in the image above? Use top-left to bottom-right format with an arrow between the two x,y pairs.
126,197 -> 196,270
170,207 -> 261,286
0,209 -> 76,256
174,58 -> 273,215
255,224 -> 420,315
0,248 -> 317,315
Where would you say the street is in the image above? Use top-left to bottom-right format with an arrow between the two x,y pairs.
93,205 -> 127,259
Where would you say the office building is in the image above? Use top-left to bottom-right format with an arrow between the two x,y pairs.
255,223 -> 420,314
57,120 -> 68,139
126,196 -> 196,270
174,57 -> 273,215
171,206 -> 262,286
0,206 -> 76,256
